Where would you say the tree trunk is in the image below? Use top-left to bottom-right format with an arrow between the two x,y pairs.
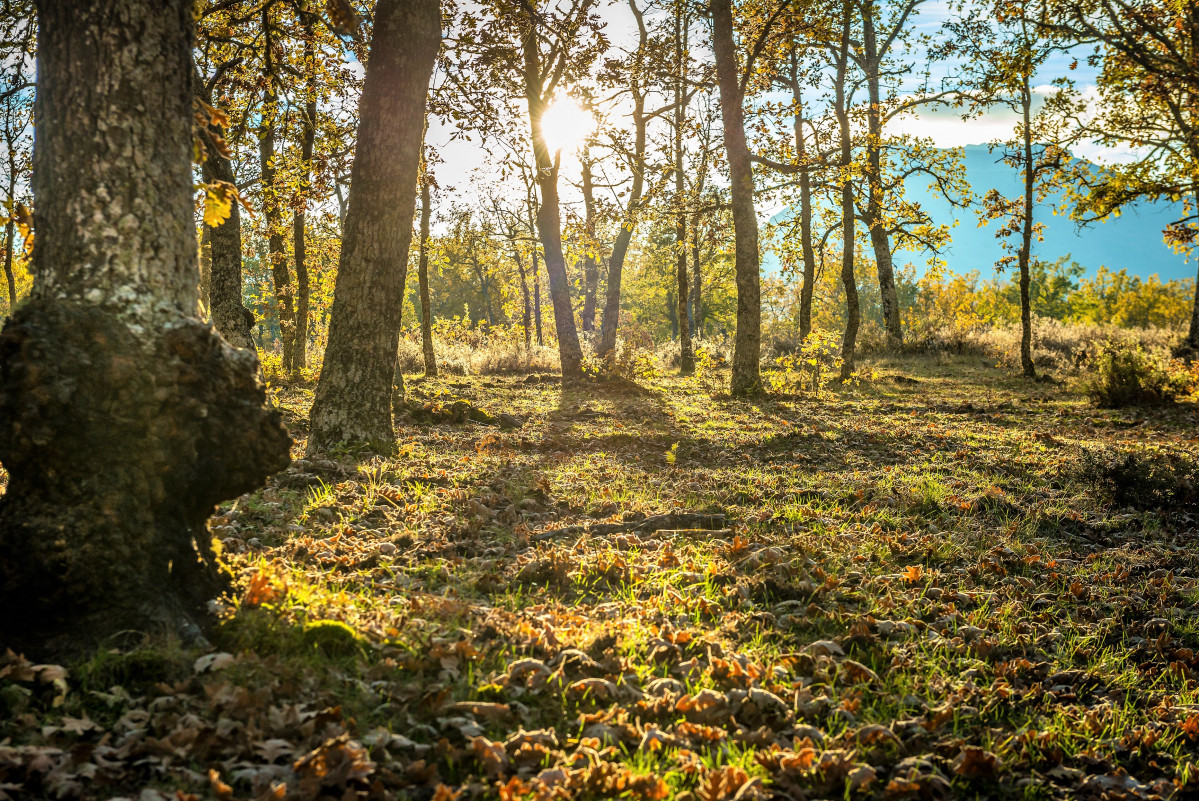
861,2 -> 903,349
260,7 -> 295,374
307,0 -> 440,454
526,191 -> 544,346
711,0 -> 761,395
1018,78 -> 1036,378
510,227 -> 533,351
789,53 -> 817,341
418,177 -> 437,376
0,0 -> 290,657
196,69 -> 255,350
691,213 -> 702,337
3,218 -> 15,311
581,151 -> 599,334
598,0 -> 650,359
292,18 -> 318,374
835,0 -> 859,381
1188,191 -> 1199,352
674,4 -> 693,375
522,21 -> 583,380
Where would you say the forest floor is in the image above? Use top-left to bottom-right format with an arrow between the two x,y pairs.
4,353 -> 1199,801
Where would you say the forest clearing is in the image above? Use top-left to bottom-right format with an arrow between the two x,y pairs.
4,350 -> 1199,799
3,0 -> 1199,798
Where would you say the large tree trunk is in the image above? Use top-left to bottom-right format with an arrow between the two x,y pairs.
418,177 -> 437,376
1017,79 -> 1036,378
861,2 -> 903,349
711,0 -> 761,395
0,0 -> 290,657
260,7 -> 296,375
788,53 -> 817,340
196,69 -> 255,350
581,151 -> 599,334
835,0 -> 859,381
292,18 -> 318,374
306,0 -> 440,454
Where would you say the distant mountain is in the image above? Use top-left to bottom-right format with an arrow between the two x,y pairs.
767,144 -> 1193,282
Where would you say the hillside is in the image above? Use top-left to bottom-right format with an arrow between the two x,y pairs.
769,144 -> 1193,281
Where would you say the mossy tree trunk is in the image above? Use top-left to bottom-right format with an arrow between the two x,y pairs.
0,0 -> 290,657
306,0 -> 440,454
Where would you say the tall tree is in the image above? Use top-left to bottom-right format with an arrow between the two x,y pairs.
673,0 -> 693,374
834,0 -> 860,380
711,0 -> 762,395
259,5 -> 297,374
580,146 -> 601,334
195,64 -> 256,350
307,0 -> 441,453
418,164 -> 438,376
0,0 -> 290,655
291,11 -> 319,373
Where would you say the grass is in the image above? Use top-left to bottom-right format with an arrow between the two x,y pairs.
2,352 -> 1199,800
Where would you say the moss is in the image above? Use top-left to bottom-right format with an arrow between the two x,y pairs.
301,620 -> 365,657
75,647 -> 190,692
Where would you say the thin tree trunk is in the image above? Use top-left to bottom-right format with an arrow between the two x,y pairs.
835,0 -> 859,381
510,227 -> 533,350
675,3 -> 692,375
598,0 -> 650,359
711,0 -> 760,395
307,0 -> 440,453
418,176 -> 437,376
260,7 -> 295,373
195,67 -> 255,349
581,150 -> 599,334
690,213 -> 702,337
1018,77 -> 1036,378
0,0 -> 288,656
789,53 -> 817,340
861,1 -> 902,348
3,218 -> 16,310
292,16 -> 318,374
521,18 -> 582,380
526,190 -> 544,345
1188,187 -> 1199,352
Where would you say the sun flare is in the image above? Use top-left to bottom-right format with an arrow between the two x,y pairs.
538,98 -> 595,155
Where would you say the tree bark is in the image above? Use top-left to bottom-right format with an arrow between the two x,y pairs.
521,16 -> 583,381
787,53 -> 817,341
509,224 -> 533,351
196,69 -> 255,350
292,16 -> 318,373
418,177 -> 437,376
1188,188 -> 1199,352
835,0 -> 859,381
1018,77 -> 1036,378
860,1 -> 903,348
3,218 -> 15,311
260,7 -> 296,374
711,0 -> 761,395
674,4 -> 692,375
598,0 -> 650,359
307,0 -> 440,454
581,150 -> 599,334
526,192 -> 544,346
0,0 -> 290,657
690,213 -> 702,337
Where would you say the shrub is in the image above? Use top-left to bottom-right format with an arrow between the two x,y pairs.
1076,446 -> 1199,512
765,329 -> 845,397
1086,344 -> 1199,407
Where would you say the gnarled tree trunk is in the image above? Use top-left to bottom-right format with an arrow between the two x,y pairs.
306,0 -> 440,454
292,16 -> 318,373
0,0 -> 290,657
260,7 -> 296,374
